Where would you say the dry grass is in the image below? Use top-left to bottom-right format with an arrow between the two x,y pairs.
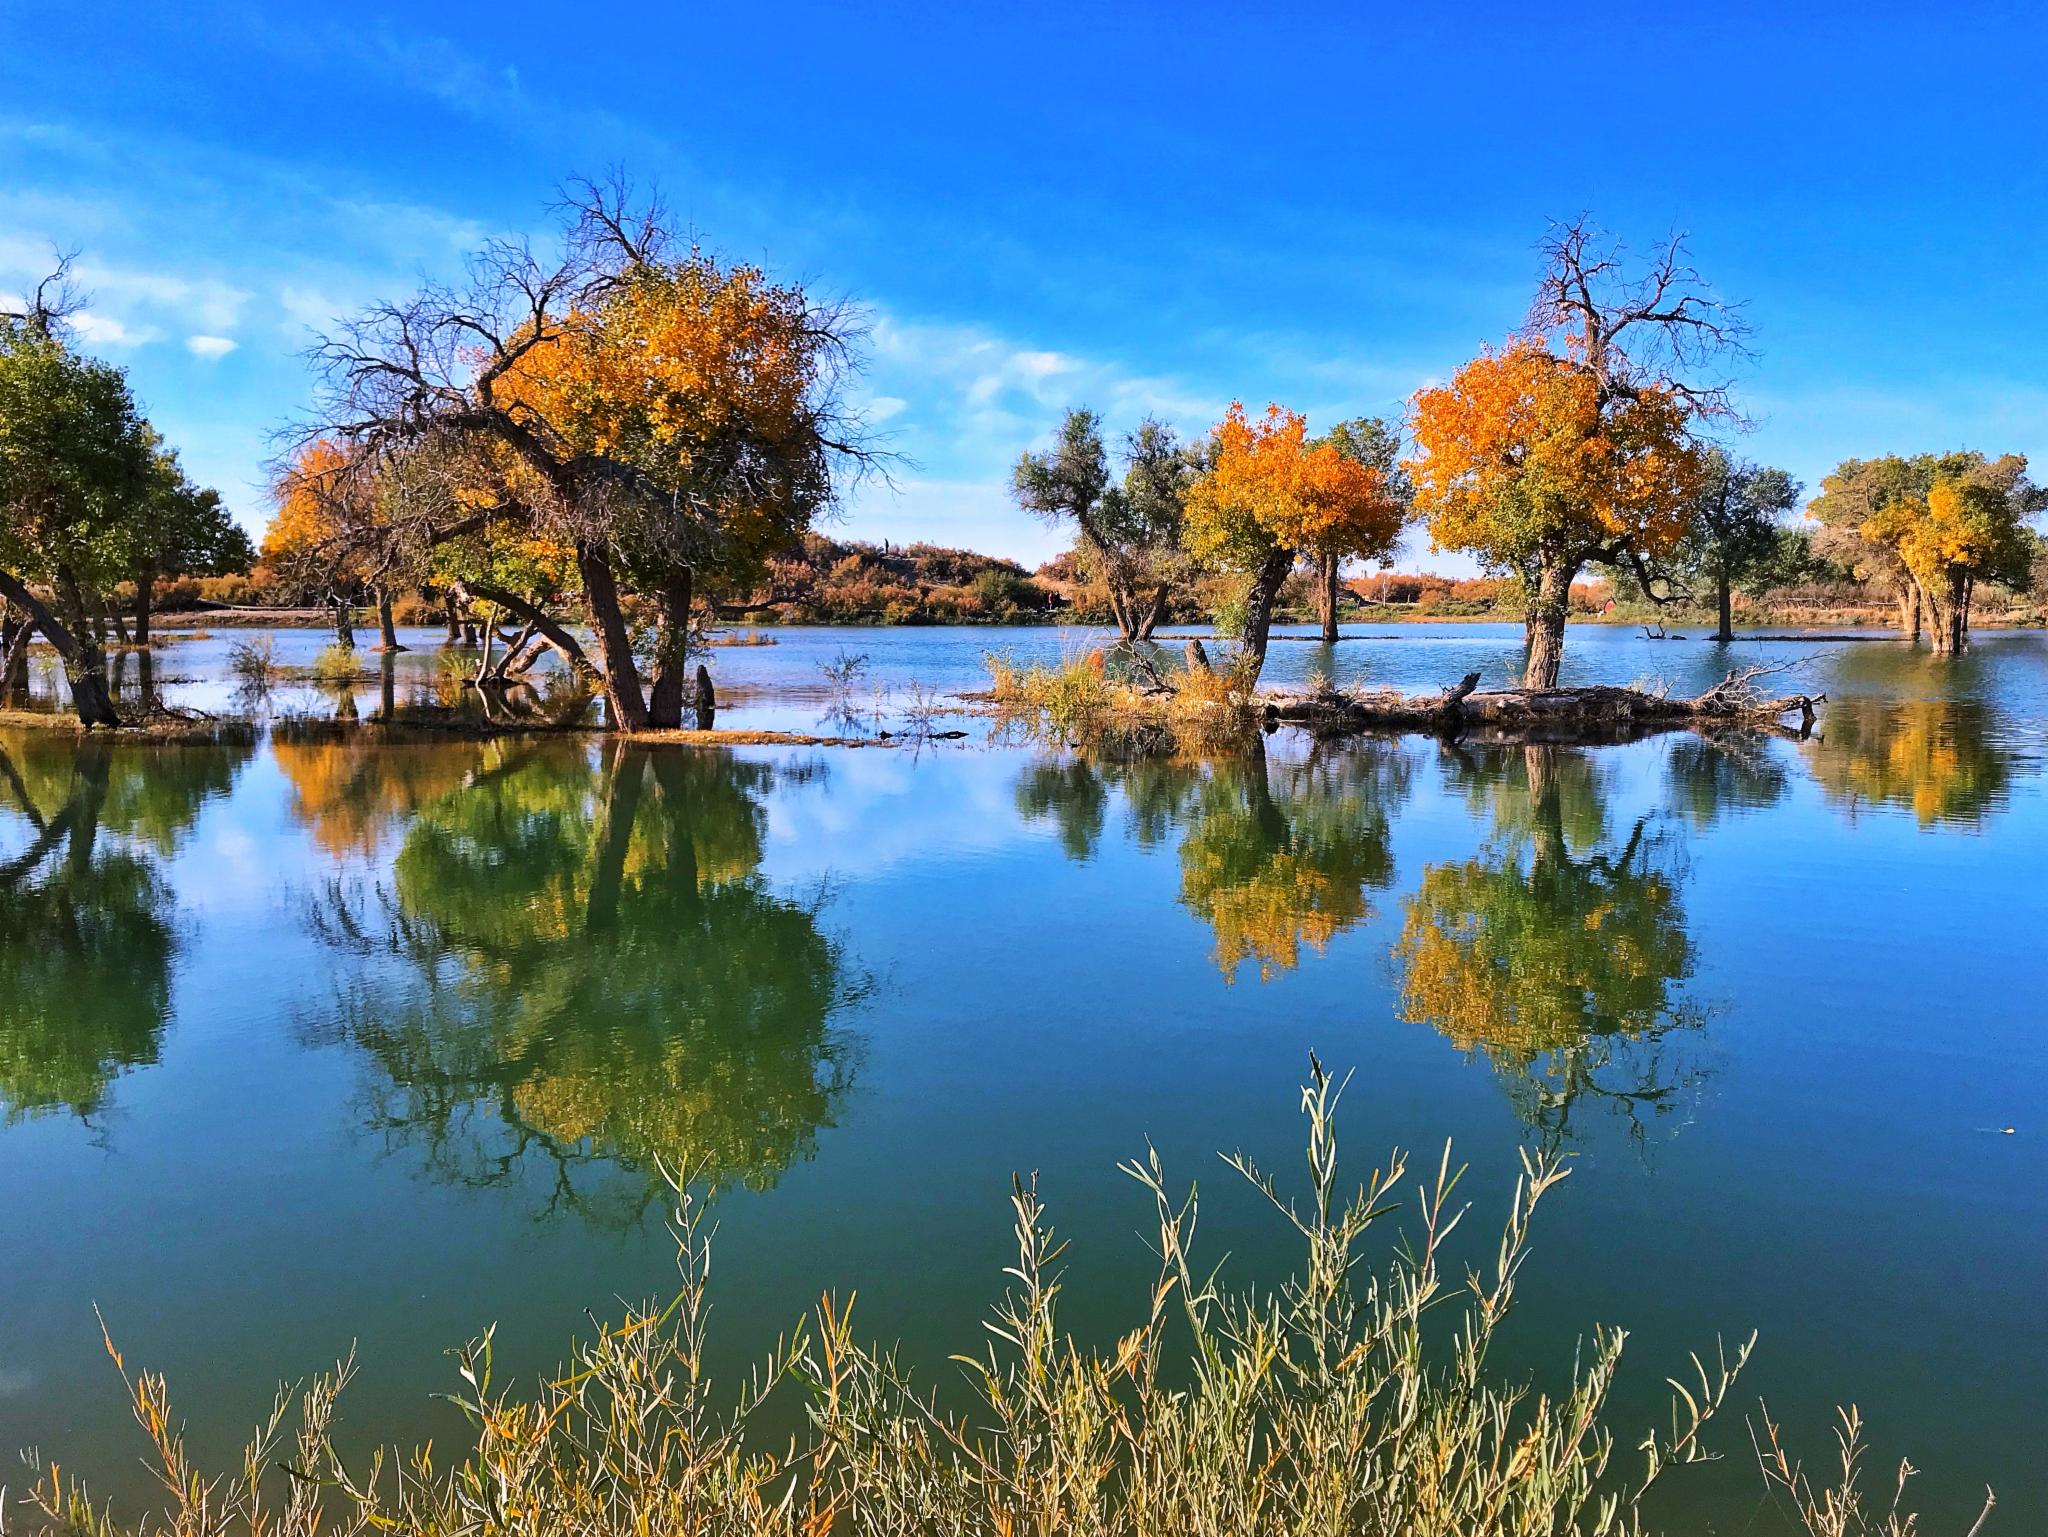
7,1059 -> 1983,1537
984,642 -> 1254,751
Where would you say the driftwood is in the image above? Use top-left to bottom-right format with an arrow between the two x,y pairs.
1266,665 -> 1823,740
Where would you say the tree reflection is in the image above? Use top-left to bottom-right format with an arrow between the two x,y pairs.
1179,742 -> 1411,982
1663,733 -> 1791,828
1015,741 -> 1411,982
0,732 -> 251,1121
311,742 -> 864,1219
1802,696 -> 2016,829
1395,745 -> 1704,1145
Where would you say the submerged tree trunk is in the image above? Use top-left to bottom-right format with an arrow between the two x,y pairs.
1316,550 -> 1342,643
1925,575 -> 1967,655
646,568 -> 695,729
1897,584 -> 1922,643
576,544 -> 649,732
444,593 -> 462,644
0,568 -> 120,726
1714,568 -> 1734,643
1237,546 -> 1297,683
133,564 -> 155,647
332,597 -> 356,651
1523,559 -> 1575,690
375,587 -> 406,652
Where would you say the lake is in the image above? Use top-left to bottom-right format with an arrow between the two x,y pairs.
2,623 -> 2044,1532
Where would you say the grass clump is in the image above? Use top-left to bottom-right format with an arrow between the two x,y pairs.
9,1058 -> 1986,1537
986,642 -> 1254,752
307,644 -> 362,684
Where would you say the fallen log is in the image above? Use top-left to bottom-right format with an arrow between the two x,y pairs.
1265,666 -> 1823,739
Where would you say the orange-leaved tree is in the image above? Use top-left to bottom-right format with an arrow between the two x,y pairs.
306,182 -> 874,731
1184,403 -> 1406,679
1406,221 -> 1744,688
265,438 -> 379,649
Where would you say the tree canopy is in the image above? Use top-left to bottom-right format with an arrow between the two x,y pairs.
1407,222 -> 1744,687
1808,452 -> 2042,652
1185,403 -> 1407,676
301,182 -> 877,729
1012,409 -> 1200,642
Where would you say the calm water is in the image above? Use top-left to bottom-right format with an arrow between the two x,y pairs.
3,625 -> 2044,1531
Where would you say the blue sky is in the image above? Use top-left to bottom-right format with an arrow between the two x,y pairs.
3,1 -> 2044,571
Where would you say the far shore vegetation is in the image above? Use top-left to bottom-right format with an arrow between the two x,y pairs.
6,190 -> 2045,737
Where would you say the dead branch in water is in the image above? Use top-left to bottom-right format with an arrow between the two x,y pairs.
1266,663 -> 1823,740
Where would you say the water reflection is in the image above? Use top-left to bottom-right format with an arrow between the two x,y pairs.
1803,697 -> 2017,828
1664,733 -> 1792,828
1017,742 -> 1412,981
309,742 -> 865,1219
1396,746 -> 1706,1144
0,732 -> 252,1120
1179,744 -> 1412,982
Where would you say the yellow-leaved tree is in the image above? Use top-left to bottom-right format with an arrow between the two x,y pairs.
1807,452 -> 2041,652
304,181 -> 875,730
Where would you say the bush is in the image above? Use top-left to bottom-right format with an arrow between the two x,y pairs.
308,644 -> 361,683
226,636 -> 277,687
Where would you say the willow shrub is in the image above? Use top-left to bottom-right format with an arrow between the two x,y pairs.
16,1058 -> 1982,1537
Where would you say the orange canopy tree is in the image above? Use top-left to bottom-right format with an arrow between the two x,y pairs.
265,438 -> 382,648
1184,404 -> 1407,678
1406,222 -> 1744,688
304,181 -> 875,730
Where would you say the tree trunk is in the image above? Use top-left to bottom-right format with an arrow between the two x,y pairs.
1237,546 -> 1296,684
1522,559 -> 1575,690
444,593 -> 462,643
1926,576 -> 1967,655
1,607 -> 30,700
332,597 -> 356,651
1104,577 -> 1136,643
1714,569 -> 1733,643
133,564 -> 154,647
694,663 -> 717,730
375,588 -> 406,652
1316,550 -> 1342,643
576,544 -> 648,731
1897,584 -> 1922,642
646,568 -> 695,729
103,595 -> 131,647
1,567 -> 120,725
1133,582 -> 1170,642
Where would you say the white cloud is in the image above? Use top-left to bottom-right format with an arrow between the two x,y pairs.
864,394 -> 908,422
70,309 -> 153,346
186,333 -> 238,359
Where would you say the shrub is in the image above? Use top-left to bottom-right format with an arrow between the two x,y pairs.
226,636 -> 278,687
308,644 -> 361,683
12,1061 -> 1974,1537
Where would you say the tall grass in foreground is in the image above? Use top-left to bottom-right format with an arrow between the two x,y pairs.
12,1059 -> 1988,1537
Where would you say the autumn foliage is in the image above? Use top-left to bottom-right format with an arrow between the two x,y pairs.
1185,403 -> 1407,673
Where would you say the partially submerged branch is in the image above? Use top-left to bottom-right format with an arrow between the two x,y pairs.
1269,664 -> 1824,741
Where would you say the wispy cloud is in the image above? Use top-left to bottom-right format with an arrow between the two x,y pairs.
186,334 -> 237,359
